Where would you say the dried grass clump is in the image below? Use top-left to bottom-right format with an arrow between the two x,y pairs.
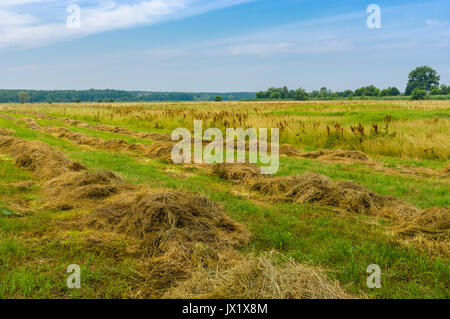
91,123 -> 171,141
88,190 -> 250,295
279,144 -> 302,156
90,190 -> 248,256
42,170 -> 132,210
0,127 -> 14,135
212,163 -> 261,181
300,150 -> 370,162
17,117 -> 41,130
214,165 -> 413,218
0,136 -> 85,179
145,141 -> 175,161
442,163 -> 450,177
164,251 -> 353,299
394,207 -> 450,255
396,207 -> 450,239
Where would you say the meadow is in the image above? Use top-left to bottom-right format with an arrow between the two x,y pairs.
0,100 -> 448,299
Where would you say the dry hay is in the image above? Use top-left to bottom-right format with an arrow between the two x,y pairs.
89,190 -> 248,255
24,123 -> 150,155
212,163 -> 261,181
213,163 -> 417,219
279,144 -> 303,156
164,251 -> 353,299
42,170 -> 133,210
87,190 -> 252,295
442,163 -> 450,177
91,123 -> 171,141
394,207 -> 450,255
0,136 -> 85,179
300,150 -> 371,162
0,126 -> 14,135
16,117 -> 41,130
145,141 -> 175,161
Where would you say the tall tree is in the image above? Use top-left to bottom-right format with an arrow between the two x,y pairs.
18,91 -> 29,104
405,66 -> 440,95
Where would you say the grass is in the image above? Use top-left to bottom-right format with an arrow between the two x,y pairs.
0,100 -> 448,299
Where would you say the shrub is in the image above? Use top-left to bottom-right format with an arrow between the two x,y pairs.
410,89 -> 427,100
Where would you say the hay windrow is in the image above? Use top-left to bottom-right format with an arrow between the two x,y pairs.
42,170 -> 133,210
88,190 -> 248,256
0,135 -> 85,179
0,126 -> 15,135
164,251 -> 353,299
212,163 -> 261,181
299,149 -> 371,162
279,144 -> 303,156
211,162 -> 450,255
145,141 -> 175,161
19,118 -> 172,160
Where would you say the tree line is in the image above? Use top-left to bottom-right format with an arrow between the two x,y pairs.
256,66 -> 449,100
1,89 -> 255,104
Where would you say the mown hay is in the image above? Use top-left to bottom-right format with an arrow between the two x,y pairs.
279,144 -> 302,156
212,163 -> 261,181
300,150 -> 370,162
396,207 -> 450,239
0,127 -> 14,135
0,136 -> 85,179
214,163 -> 415,218
442,163 -> 450,177
17,117 -> 41,130
42,170 -> 132,210
90,190 -> 248,256
394,207 -> 450,255
164,251 -> 353,299
88,190 -> 251,295
145,141 -> 175,161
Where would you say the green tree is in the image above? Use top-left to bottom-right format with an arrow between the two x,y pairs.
405,66 -> 440,95
18,91 -> 29,104
294,88 -> 308,101
410,88 -> 427,100
389,87 -> 400,96
269,92 -> 281,99
214,96 -> 223,102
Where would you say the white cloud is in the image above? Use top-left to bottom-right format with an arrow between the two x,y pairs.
0,0 -> 253,49
425,19 -> 448,27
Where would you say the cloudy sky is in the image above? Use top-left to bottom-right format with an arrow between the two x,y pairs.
0,0 -> 449,92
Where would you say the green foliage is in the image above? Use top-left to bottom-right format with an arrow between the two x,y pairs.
405,66 -> 440,95
410,88 -> 427,100
18,91 -> 29,104
214,96 -> 223,102
0,89 -> 255,103
354,85 -> 380,97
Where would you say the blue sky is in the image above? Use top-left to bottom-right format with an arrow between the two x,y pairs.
0,0 -> 449,92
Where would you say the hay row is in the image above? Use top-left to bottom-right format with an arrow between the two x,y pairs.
212,163 -> 449,255
17,117 -> 175,161
0,129 -> 352,299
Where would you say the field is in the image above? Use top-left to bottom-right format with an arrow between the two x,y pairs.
0,100 -> 448,299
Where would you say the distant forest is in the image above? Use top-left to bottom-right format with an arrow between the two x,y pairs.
0,89 -> 256,103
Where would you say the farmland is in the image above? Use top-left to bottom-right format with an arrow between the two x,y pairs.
0,100 -> 448,299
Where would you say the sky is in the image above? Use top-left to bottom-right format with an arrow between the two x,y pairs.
0,0 -> 449,92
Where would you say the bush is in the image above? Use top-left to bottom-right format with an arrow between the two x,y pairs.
410,89 -> 427,100
214,96 -> 222,102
